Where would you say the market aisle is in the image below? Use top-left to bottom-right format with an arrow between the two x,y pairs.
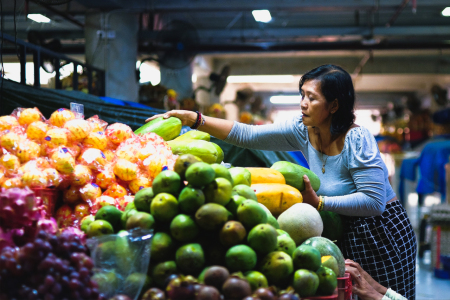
416,259 -> 450,300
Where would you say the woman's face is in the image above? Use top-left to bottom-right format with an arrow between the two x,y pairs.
300,79 -> 333,128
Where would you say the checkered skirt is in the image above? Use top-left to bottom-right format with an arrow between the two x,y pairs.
339,200 -> 417,300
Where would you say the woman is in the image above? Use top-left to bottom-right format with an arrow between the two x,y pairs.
147,64 -> 417,299
345,260 -> 407,300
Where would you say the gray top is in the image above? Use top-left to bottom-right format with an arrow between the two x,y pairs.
224,114 -> 396,217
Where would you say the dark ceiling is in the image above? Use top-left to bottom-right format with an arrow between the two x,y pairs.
1,0 -> 450,56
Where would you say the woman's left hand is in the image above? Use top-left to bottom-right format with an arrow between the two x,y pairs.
301,175 -> 320,209
346,266 -> 384,300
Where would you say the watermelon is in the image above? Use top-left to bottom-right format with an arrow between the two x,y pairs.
319,211 -> 343,242
302,237 -> 345,277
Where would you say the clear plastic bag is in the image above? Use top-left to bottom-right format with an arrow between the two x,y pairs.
86,228 -> 153,300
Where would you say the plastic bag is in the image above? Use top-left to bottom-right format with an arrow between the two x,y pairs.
86,228 -> 153,300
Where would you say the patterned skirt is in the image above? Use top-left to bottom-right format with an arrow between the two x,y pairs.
338,200 -> 417,300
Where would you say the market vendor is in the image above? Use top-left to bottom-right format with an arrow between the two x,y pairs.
146,64 -> 417,299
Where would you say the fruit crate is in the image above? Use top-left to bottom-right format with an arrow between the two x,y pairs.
31,187 -> 60,217
302,293 -> 338,300
337,273 -> 352,300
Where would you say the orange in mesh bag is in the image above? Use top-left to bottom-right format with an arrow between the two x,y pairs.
50,147 -> 76,174
113,159 -> 138,182
91,195 -> 118,214
43,168 -> 63,188
117,195 -> 134,211
86,115 -> 108,132
21,169 -> 49,188
16,139 -> 40,163
80,183 -> 103,202
103,182 -> 128,199
49,108 -> 75,127
44,127 -> 69,149
115,139 -> 141,163
0,115 -> 19,132
64,118 -> 91,142
105,123 -> 135,145
0,129 -> 25,152
83,131 -> 108,150
63,185 -> 82,205
128,176 -> 151,194
0,153 -> 21,174
26,121 -> 49,141
71,164 -> 93,186
78,148 -> 108,171
55,204 -> 76,228
1,177 -> 23,189
13,107 -> 45,127
95,166 -> 117,189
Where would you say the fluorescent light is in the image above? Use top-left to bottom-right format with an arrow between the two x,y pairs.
442,7 -> 450,16
252,10 -> 272,23
227,75 -> 294,84
28,14 -> 51,23
270,95 -> 301,104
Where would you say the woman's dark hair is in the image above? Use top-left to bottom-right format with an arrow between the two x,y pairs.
299,64 -> 356,136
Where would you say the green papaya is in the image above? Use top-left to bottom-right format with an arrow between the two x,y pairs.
167,140 -> 218,164
134,117 -> 182,141
174,130 -> 210,141
271,161 -> 320,192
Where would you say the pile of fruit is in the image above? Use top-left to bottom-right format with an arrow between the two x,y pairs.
82,153 -> 345,299
0,107 -> 178,229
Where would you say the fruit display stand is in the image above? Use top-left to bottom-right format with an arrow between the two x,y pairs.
429,204 -> 450,278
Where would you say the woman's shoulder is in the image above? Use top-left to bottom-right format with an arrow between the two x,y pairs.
344,125 -> 381,167
345,125 -> 376,147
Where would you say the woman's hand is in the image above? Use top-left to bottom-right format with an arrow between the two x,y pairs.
345,265 -> 383,300
345,259 -> 387,295
145,110 -> 197,127
301,175 -> 320,209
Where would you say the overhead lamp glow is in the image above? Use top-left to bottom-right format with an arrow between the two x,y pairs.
252,10 -> 272,23
28,14 -> 51,23
442,7 -> 450,16
227,75 -> 294,84
270,95 -> 301,104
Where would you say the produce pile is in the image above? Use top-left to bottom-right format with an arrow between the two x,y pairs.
85,152 -> 345,299
0,107 -> 179,228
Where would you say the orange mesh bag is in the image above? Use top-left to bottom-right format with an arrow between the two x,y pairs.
49,108 -> 75,127
105,123 -> 135,145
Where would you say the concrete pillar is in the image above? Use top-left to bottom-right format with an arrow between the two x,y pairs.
85,11 -> 139,102
160,64 -> 193,103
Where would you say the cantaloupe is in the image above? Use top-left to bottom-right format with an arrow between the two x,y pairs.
277,203 -> 323,245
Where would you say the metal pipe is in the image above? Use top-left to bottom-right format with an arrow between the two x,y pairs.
29,0 -> 84,28
386,0 -> 410,28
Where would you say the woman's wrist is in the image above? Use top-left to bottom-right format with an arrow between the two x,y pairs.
188,111 -> 198,127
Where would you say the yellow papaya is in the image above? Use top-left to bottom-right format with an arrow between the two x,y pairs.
167,140 -> 218,164
134,117 -> 182,141
246,167 -> 286,184
251,183 -> 302,217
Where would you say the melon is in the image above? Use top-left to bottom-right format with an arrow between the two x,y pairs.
277,203 -> 323,246
302,236 -> 345,277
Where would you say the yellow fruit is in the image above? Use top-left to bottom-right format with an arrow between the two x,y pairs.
51,147 -> 76,174
49,108 -> 75,127
64,119 -> 91,141
103,183 -> 127,198
55,205 -> 75,228
0,132 -> 22,152
74,203 -> 91,220
105,123 -> 134,145
43,168 -> 62,187
115,145 -> 139,163
117,195 -> 134,211
26,121 -> 48,140
251,183 -> 303,217
1,177 -> 23,189
0,116 -> 19,132
246,167 -> 286,184
64,186 -> 82,204
146,155 -> 167,179
95,168 -> 116,189
128,176 -> 151,194
80,183 -> 102,202
68,144 -> 81,158
16,140 -> 40,163
18,108 -> 42,126
102,149 -> 115,162
83,131 -> 108,150
71,164 -> 93,186
21,170 -> 49,188
78,148 -> 107,171
44,128 -> 68,149
137,144 -> 156,161
113,159 -> 138,181
92,195 -> 117,212
18,158 -> 50,175
86,116 -> 108,132
0,154 -> 20,173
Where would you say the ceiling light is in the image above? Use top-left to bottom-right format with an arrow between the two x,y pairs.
270,95 -> 301,104
28,14 -> 51,23
442,7 -> 450,16
227,75 -> 294,84
252,10 -> 272,23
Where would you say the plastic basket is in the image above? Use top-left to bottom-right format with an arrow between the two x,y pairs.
31,187 -> 59,217
337,273 -> 352,300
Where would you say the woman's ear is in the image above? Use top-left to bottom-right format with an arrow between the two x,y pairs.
331,99 -> 339,114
